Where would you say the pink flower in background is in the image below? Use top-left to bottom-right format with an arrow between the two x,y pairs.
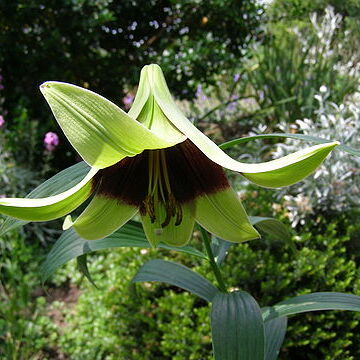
44,131 -> 59,151
122,93 -> 134,110
0,115 -> 5,127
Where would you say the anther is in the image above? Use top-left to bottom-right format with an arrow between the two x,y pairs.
175,202 -> 183,226
161,201 -> 172,228
143,195 -> 156,223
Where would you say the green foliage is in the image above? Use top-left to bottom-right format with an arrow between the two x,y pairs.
49,205 -> 360,359
0,0 -> 264,169
0,131 -> 38,198
269,0 -> 360,20
0,232 -> 59,360
0,2 -> 359,358
246,8 -> 358,126
53,247 -> 212,359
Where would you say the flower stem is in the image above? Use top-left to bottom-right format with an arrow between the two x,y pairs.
200,227 -> 227,293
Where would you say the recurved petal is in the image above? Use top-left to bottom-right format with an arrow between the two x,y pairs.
242,142 -> 338,187
195,188 -> 260,243
0,167 -> 97,221
141,202 -> 196,247
40,81 -> 184,169
71,196 -> 138,240
146,64 -> 339,188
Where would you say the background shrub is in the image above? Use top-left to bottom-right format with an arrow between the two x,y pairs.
52,197 -> 360,359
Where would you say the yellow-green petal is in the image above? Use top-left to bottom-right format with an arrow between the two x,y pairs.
40,81 -> 184,169
144,64 -> 339,187
141,202 -> 196,247
195,188 -> 260,243
242,142 -> 338,187
72,196 -> 138,240
129,66 -> 186,143
0,168 -> 97,221
136,95 -> 186,144
128,64 -> 152,120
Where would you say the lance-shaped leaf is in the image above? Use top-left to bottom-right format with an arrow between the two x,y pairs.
264,314 -> 287,360
41,222 -> 206,282
132,259 -> 218,302
220,132 -> 360,158
77,254 -> 98,288
250,216 -> 292,241
144,64 -> 339,188
0,161 -> 90,236
0,167 -> 97,221
211,291 -> 265,360
262,292 -> 360,322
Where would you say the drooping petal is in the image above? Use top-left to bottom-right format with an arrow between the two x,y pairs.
145,64 -> 339,188
195,188 -> 260,243
141,202 -> 196,247
0,167 -> 97,221
242,143 -> 337,187
0,161 -> 91,235
71,196 -> 138,240
40,81 -> 185,169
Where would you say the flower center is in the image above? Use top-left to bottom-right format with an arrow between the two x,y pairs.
142,150 -> 183,227
92,140 -> 230,228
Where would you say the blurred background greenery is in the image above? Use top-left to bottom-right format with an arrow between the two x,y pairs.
0,0 -> 359,359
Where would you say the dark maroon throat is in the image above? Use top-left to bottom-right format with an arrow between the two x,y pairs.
92,139 -> 230,207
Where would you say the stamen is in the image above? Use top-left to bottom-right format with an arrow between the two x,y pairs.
143,195 -> 156,223
147,151 -> 154,195
94,140 -> 229,225
144,149 -> 184,227
160,151 -> 172,195
161,205 -> 171,228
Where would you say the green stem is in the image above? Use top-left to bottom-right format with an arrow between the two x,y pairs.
200,227 -> 227,293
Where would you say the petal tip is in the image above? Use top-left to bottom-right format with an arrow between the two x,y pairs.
63,215 -> 74,230
40,82 -> 52,93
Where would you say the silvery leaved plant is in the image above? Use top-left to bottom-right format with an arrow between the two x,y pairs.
274,90 -> 360,226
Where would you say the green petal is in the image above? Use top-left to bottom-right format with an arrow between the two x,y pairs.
40,81 -> 184,169
129,67 -> 186,144
144,64 -> 339,187
137,95 -> 186,144
72,196 -> 138,240
141,202 -> 195,247
0,161 -> 90,235
195,188 -> 260,243
128,65 -> 152,120
242,143 -> 338,187
0,168 -> 97,221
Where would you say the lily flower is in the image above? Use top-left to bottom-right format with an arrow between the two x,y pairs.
0,64 -> 338,247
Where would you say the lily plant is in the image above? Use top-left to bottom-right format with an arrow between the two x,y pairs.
2,64 -> 360,360
0,64 -> 338,247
